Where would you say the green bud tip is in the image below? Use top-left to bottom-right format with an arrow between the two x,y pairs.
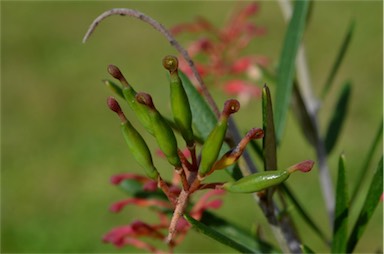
107,96 -> 127,123
135,92 -> 155,110
162,55 -> 178,73
222,99 -> 240,118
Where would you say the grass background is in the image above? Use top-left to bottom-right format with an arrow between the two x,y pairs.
1,1 -> 382,253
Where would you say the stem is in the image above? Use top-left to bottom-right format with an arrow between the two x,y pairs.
175,166 -> 189,191
166,190 -> 189,244
158,176 -> 177,206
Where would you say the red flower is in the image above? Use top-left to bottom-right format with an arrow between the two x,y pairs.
104,173 -> 225,252
171,2 -> 268,104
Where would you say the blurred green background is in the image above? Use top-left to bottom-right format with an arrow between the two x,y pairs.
2,1 -> 382,253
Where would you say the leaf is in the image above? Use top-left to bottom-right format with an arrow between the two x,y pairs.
119,179 -> 167,200
347,156 -> 383,253
274,0 -> 310,142
331,153 -> 349,253
281,184 -> 328,244
103,79 -> 124,99
291,82 -> 317,146
321,20 -> 355,98
325,81 -> 352,154
301,244 -> 316,253
185,212 -> 278,254
351,119 -> 383,201
262,85 -> 277,171
178,71 -> 216,141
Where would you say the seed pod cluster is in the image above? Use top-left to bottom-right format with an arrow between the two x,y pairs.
102,56 -> 315,245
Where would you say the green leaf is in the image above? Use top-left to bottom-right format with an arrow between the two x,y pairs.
321,20 -> 355,98
274,0 -> 310,142
347,156 -> 383,253
301,244 -> 316,253
178,71 -> 216,141
262,85 -> 277,171
119,179 -> 167,200
351,119 -> 383,201
331,153 -> 349,253
281,184 -> 328,244
325,81 -> 352,154
185,212 -> 278,253
178,71 -> 242,180
291,83 -> 317,146
103,79 -> 124,99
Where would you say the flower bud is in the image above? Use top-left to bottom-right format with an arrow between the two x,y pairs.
136,93 -> 181,167
198,99 -> 240,178
163,55 -> 194,147
107,97 -> 159,180
223,160 -> 314,193
107,64 -> 153,135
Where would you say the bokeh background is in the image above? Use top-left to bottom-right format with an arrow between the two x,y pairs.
2,1 -> 382,253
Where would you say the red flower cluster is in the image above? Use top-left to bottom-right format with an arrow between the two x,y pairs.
171,2 -> 268,104
103,173 -> 225,252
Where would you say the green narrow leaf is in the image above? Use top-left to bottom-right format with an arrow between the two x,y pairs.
301,244 -> 316,253
351,119 -> 383,202
185,214 -> 253,253
103,79 -> 124,98
332,153 -> 349,253
179,71 -> 242,180
185,213 -> 277,253
178,71 -> 216,141
325,82 -> 352,154
274,0 -> 310,142
321,20 -> 355,98
291,83 -> 317,146
281,184 -> 328,244
262,85 -> 277,171
347,156 -> 383,253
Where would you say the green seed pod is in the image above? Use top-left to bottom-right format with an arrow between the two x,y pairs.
107,65 -> 153,135
163,55 -> 194,147
136,92 -> 181,167
223,160 -> 314,193
223,169 -> 289,193
107,97 -> 159,180
198,99 -> 240,178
